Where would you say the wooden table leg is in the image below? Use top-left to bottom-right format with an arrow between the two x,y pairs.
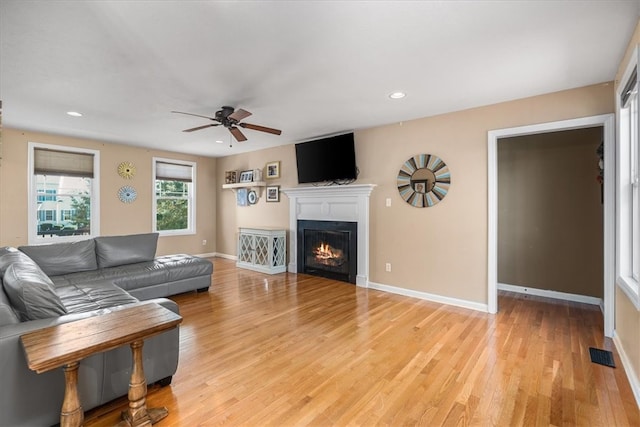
119,340 -> 168,427
61,361 -> 83,427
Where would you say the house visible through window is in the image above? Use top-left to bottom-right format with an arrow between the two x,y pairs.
29,144 -> 100,243
153,158 -> 196,234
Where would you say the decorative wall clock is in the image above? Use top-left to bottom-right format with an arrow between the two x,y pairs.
118,186 -> 138,203
117,161 -> 136,179
397,154 -> 451,207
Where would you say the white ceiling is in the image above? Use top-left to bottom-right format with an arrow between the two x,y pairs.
1,1 -> 638,158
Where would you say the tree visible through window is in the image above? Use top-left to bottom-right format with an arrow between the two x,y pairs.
154,159 -> 195,234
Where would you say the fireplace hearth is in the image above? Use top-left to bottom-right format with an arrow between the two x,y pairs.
297,220 -> 357,284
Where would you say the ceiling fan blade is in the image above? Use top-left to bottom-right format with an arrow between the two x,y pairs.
172,111 -> 216,120
228,108 -> 252,122
229,127 -> 247,142
183,124 -> 219,132
239,122 -> 282,135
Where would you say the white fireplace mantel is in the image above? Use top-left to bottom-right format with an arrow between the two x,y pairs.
281,184 -> 376,287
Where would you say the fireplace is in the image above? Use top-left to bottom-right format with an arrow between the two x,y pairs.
282,184 -> 375,286
297,220 -> 357,284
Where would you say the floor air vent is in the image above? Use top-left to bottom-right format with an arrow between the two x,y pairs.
589,347 -> 615,368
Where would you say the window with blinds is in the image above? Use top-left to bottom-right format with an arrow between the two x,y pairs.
28,144 -> 99,243
617,50 -> 640,305
153,158 -> 196,234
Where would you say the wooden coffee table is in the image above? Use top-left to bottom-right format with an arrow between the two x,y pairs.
21,301 -> 182,427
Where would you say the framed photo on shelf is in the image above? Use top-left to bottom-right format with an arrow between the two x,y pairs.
266,161 -> 280,179
225,170 -> 237,184
266,185 -> 280,202
239,170 -> 254,183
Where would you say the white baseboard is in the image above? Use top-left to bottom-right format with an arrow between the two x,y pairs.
498,283 -> 602,306
613,332 -> 640,408
213,252 -> 237,261
195,252 -> 217,258
367,281 -> 488,313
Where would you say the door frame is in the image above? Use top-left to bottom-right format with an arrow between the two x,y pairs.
488,114 -> 615,337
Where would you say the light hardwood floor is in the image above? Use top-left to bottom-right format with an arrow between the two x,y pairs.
85,257 -> 639,426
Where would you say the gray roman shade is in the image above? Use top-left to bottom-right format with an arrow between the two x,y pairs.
155,161 -> 193,182
34,148 -> 94,178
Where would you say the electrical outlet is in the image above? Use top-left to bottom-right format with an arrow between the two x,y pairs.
386,198 -> 392,207
202,239 -> 207,246
385,263 -> 391,272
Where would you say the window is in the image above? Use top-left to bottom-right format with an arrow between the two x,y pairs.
28,143 -> 100,243
153,158 -> 196,235
617,47 -> 640,306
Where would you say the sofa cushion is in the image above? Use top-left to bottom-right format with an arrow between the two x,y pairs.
56,280 -> 139,314
2,262 -> 67,321
0,247 -> 38,278
0,286 -> 19,326
95,233 -> 158,268
19,239 -> 98,276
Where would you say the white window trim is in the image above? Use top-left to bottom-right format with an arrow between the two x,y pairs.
27,142 -> 101,245
616,45 -> 640,310
152,157 -> 197,236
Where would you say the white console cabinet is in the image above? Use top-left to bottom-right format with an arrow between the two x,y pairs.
237,227 -> 287,274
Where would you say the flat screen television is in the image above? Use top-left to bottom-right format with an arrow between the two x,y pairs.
295,132 -> 357,184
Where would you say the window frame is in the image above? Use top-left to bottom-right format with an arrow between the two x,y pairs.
616,45 -> 640,309
28,142 -> 101,244
152,157 -> 196,236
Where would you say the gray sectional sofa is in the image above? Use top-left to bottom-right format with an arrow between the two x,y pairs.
0,233 -> 213,427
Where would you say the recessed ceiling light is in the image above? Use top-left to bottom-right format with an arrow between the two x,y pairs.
215,140 -> 224,144
66,111 -> 83,117
389,92 -> 406,99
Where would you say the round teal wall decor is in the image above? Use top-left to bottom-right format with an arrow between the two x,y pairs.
397,154 -> 450,207
118,186 -> 138,203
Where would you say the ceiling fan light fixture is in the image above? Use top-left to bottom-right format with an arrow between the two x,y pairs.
389,91 -> 406,99
66,111 -> 83,117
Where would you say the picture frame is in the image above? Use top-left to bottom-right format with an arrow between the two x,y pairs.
239,170 -> 254,183
266,185 -> 280,202
225,170 -> 237,184
236,188 -> 248,206
266,161 -> 280,179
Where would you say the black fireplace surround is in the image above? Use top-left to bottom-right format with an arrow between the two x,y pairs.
297,220 -> 357,284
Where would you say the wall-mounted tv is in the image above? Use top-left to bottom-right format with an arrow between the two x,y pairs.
295,132 -> 357,184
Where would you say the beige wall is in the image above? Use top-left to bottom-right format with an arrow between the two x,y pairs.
0,128 -> 217,256
498,128 -> 604,298
216,82 -> 614,305
614,19 -> 640,401
215,144 -> 296,256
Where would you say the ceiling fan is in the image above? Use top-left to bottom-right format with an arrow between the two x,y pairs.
171,106 -> 282,142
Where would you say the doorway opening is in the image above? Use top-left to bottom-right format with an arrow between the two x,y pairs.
488,114 -> 615,337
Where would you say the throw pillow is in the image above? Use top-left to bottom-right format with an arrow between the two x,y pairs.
2,262 -> 67,321
0,248 -> 38,278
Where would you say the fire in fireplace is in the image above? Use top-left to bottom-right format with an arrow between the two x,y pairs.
297,220 -> 357,283
313,242 -> 345,266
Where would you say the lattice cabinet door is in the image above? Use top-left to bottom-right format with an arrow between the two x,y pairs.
238,233 -> 254,264
253,235 -> 269,266
236,228 -> 287,274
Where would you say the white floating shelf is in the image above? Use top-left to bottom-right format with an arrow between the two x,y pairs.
222,181 -> 267,197
222,181 -> 267,190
